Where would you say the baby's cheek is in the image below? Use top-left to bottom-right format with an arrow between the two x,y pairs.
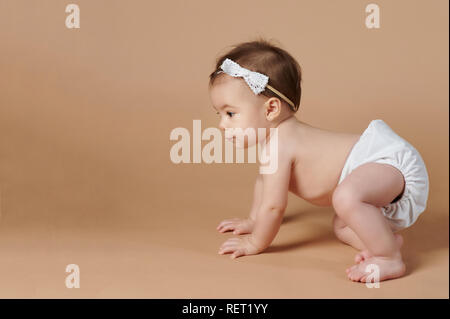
237,137 -> 254,149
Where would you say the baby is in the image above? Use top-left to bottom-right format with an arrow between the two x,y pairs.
208,39 -> 429,283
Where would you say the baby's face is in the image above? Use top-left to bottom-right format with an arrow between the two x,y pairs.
209,75 -> 270,148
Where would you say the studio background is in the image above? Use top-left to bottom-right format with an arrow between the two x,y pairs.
0,0 -> 448,298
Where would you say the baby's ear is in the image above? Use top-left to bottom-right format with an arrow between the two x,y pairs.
264,97 -> 282,121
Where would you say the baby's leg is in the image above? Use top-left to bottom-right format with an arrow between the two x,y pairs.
333,214 -> 367,251
333,214 -> 403,263
332,162 -> 406,282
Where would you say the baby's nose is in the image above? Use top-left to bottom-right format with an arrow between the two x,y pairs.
219,122 -> 226,131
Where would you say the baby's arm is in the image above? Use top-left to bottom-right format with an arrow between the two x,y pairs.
249,156 -> 291,251
249,174 -> 263,221
216,174 -> 263,235
218,146 -> 292,258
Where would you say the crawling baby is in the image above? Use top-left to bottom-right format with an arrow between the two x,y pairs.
208,39 -> 429,283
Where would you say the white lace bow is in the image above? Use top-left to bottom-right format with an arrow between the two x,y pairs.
218,58 -> 269,95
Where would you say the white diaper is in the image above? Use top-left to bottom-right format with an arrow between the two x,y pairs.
338,119 -> 430,231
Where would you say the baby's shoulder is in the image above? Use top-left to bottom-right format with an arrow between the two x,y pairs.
265,126 -> 298,164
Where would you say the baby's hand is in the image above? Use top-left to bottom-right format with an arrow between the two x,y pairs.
218,235 -> 261,259
216,218 -> 255,235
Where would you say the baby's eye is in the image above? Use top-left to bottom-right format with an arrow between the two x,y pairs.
226,111 -> 235,117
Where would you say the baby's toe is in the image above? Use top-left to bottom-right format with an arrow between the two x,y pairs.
346,265 -> 357,279
360,273 -> 371,283
347,264 -> 366,282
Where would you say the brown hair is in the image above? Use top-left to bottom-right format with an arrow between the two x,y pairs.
209,38 -> 302,112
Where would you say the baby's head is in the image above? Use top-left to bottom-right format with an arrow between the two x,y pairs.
208,38 -> 302,147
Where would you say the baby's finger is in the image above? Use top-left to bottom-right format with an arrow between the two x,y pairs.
217,220 -> 232,227
219,246 -> 237,255
217,223 -> 232,232
218,224 -> 237,233
217,220 -> 237,230
231,249 -> 246,259
233,227 -> 249,235
216,222 -> 228,230
220,239 -> 240,249
218,218 -> 240,225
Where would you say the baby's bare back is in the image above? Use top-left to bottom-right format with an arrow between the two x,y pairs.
285,120 -> 361,207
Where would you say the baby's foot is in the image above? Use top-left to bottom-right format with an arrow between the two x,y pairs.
354,234 -> 403,264
346,254 -> 406,283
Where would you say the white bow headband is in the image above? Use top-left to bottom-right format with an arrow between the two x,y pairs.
217,58 -> 296,111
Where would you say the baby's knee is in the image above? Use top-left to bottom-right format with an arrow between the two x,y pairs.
332,186 -> 361,217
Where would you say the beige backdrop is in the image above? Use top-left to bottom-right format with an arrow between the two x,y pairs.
0,0 -> 448,298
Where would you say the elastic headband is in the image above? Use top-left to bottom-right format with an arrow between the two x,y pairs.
216,58 -> 297,111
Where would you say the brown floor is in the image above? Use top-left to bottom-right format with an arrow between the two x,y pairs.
0,162 -> 448,298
